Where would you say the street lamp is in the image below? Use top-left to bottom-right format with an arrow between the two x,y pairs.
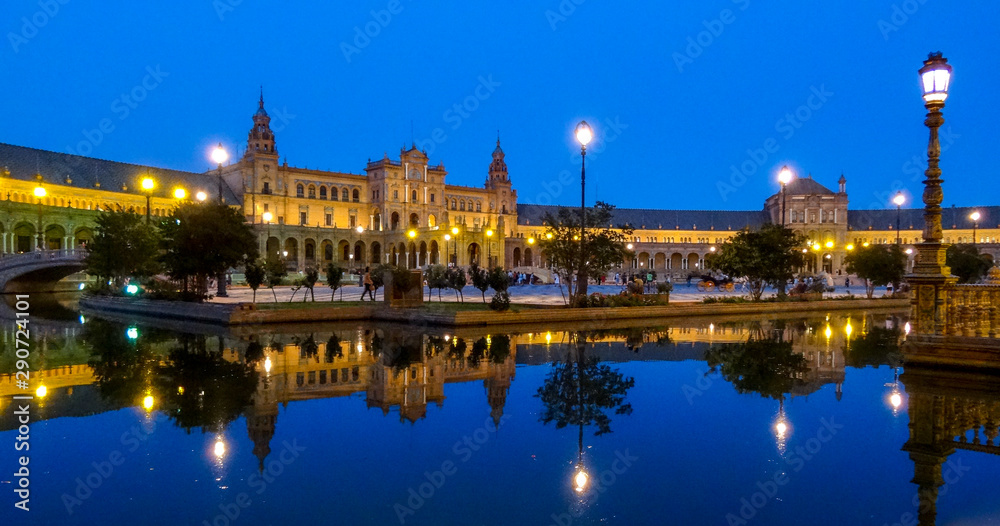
444,234 -> 452,266
263,211 -> 273,253
195,191 -> 208,202
141,176 -> 155,224
211,143 -> 228,204
970,211 -> 980,244
33,181 -> 46,250
575,120 -> 593,303
451,226 -> 460,266
778,165 -> 794,226
892,192 -> 905,244
913,52 -> 953,275
486,229 -> 494,267
173,187 -> 187,200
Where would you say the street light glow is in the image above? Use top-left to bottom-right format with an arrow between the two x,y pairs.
575,121 -> 593,147
33,186 -> 46,198
527,237 -> 535,244
173,187 -> 186,199
486,229 -> 494,237
141,177 -> 155,191
407,229 -> 417,239
262,212 -> 273,222
444,234 -> 451,241
778,165 -> 793,185
970,211 -> 981,222
574,470 -> 589,492
195,191 -> 208,202
919,52 -> 953,103
211,143 -> 228,164
451,227 -> 459,235
143,395 -> 154,411
893,193 -> 905,207
356,226 -> 364,234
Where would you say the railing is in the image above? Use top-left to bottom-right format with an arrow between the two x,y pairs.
944,284 -> 1000,338
0,249 -> 86,269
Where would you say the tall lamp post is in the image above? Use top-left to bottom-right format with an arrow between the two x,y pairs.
778,166 -> 793,226
451,226 -> 460,266
970,211 -> 980,244
33,180 -> 46,251
263,212 -> 273,257
909,52 -> 954,337
140,176 -> 155,224
444,234 -> 451,267
355,226 -> 364,268
574,121 -> 593,302
485,229 -> 494,268
211,143 -> 228,205
893,192 -> 905,244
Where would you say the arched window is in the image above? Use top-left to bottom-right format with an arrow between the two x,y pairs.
319,187 -> 327,199
411,190 -> 418,202
352,189 -> 360,202
308,185 -> 316,199
451,199 -> 457,210
331,187 -> 339,201
459,201 -> 465,211
476,202 -> 481,212
296,184 -> 304,198
342,188 -> 349,201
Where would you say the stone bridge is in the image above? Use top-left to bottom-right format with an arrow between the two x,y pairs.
0,249 -> 87,293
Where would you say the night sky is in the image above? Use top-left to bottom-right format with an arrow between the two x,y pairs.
3,1 -> 997,211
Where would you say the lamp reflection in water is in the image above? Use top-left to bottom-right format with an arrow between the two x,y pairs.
213,436 -> 227,459
774,400 -> 791,454
886,368 -> 904,416
264,356 -> 272,374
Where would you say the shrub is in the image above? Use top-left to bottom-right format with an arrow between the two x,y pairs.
489,290 -> 511,311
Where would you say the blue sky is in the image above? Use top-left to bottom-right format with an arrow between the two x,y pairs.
3,1 -> 997,211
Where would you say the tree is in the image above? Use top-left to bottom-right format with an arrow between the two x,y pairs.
158,203 -> 258,300
264,259 -> 287,302
706,223 -> 805,300
946,244 -> 993,284
488,266 -> 511,311
845,244 -> 907,298
302,267 -> 320,302
84,210 -> 161,289
424,264 -> 448,301
325,263 -> 345,301
469,263 -> 491,303
538,202 -> 634,304
244,259 -> 266,303
371,263 -> 392,299
445,266 -> 466,302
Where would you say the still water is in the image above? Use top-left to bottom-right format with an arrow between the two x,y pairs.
1,299 -> 998,526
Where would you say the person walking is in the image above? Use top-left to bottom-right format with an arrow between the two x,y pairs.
361,267 -> 375,301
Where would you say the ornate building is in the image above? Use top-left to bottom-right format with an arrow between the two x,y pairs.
0,93 -> 997,281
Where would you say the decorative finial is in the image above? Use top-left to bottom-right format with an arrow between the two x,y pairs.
259,86 -> 264,108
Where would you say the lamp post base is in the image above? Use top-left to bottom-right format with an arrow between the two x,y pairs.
907,242 -> 956,336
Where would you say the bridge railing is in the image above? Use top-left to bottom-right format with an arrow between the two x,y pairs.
943,283 -> 1000,338
0,249 -> 86,269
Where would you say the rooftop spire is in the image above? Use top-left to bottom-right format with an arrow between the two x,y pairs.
259,86 -> 264,109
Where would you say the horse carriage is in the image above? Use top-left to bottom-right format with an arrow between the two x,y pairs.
695,274 -> 736,292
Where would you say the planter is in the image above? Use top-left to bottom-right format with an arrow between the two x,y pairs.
384,269 -> 424,308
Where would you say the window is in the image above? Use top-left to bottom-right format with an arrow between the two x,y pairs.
353,189 -> 359,202
308,186 -> 316,199
349,215 -> 357,228
430,193 -> 435,203
263,204 -> 269,212
476,202 -> 482,212
460,201 -> 465,211
393,190 -> 399,200
451,199 -> 457,210
332,188 -> 339,201
342,188 -> 349,201
320,187 -> 327,199
412,190 -> 418,202
300,211 -> 307,225
297,184 -> 304,198
325,213 -> 332,226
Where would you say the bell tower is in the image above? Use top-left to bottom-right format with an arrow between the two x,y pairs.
485,136 -> 509,188
245,88 -> 278,159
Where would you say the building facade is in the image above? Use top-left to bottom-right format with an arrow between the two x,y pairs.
0,94 -> 997,281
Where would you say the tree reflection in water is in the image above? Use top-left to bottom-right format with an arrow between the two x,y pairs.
705,326 -> 807,401
844,324 -> 903,369
535,332 -> 635,436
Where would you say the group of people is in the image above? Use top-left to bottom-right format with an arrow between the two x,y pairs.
507,270 -> 534,286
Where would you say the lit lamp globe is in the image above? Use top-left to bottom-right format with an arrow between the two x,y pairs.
33,186 -> 47,198
893,193 -> 906,207
173,188 -> 186,200
778,166 -> 793,185
919,52 -> 953,104
262,212 -> 273,223
970,211 -> 981,222
195,191 -> 208,202
141,177 -> 155,191
575,121 -> 593,147
574,469 -> 589,493
143,395 -> 154,411
451,226 -> 459,236
214,437 -> 226,459
486,229 -> 494,238
356,226 -> 364,234
211,144 -> 229,165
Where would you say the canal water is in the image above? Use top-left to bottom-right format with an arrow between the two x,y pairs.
1,298 -> 998,526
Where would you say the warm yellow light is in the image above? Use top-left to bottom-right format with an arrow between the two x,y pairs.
812,244 -> 821,251
486,229 -> 494,237
890,392 -> 902,409
143,395 -> 154,411
214,438 -> 226,458
825,325 -> 832,340
36,385 -> 47,398
195,191 -> 208,202
845,320 -> 853,338
970,211 -> 981,222
264,357 -> 272,373
356,226 -> 364,234
626,243 -> 634,250
141,177 -> 155,191
573,235 -> 580,241
802,249 -> 808,253
545,332 -> 552,344
905,248 -> 913,255
574,470 -> 589,492
575,121 -> 593,147
173,188 -> 186,200
408,230 -> 417,239
546,233 -> 553,239
211,143 -> 228,165
904,322 -> 911,335
527,237 -> 535,245
893,193 -> 905,207
846,244 -> 854,251
862,242 -> 870,247
451,227 -> 459,235
778,165 -> 793,185
33,186 -> 46,198
775,421 -> 788,438
444,234 -> 451,241
825,241 -> 834,248
177,386 -> 185,395
710,246 -> 716,252
262,212 -> 273,222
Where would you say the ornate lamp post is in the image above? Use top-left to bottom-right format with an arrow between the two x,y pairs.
893,192 -> 906,244
909,52 -> 955,336
969,211 -> 980,244
451,226 -> 460,266
33,179 -> 46,250
485,229 -> 494,267
140,176 -> 155,224
778,166 -> 793,226
211,143 -> 228,205
444,234 -> 452,266
574,121 -> 593,303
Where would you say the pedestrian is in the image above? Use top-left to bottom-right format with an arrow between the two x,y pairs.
361,267 -> 375,301
845,277 -> 851,287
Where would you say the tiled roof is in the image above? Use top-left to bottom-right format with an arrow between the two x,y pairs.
849,206 -> 1000,231
785,177 -> 835,195
517,204 -> 770,231
0,143 -> 241,203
